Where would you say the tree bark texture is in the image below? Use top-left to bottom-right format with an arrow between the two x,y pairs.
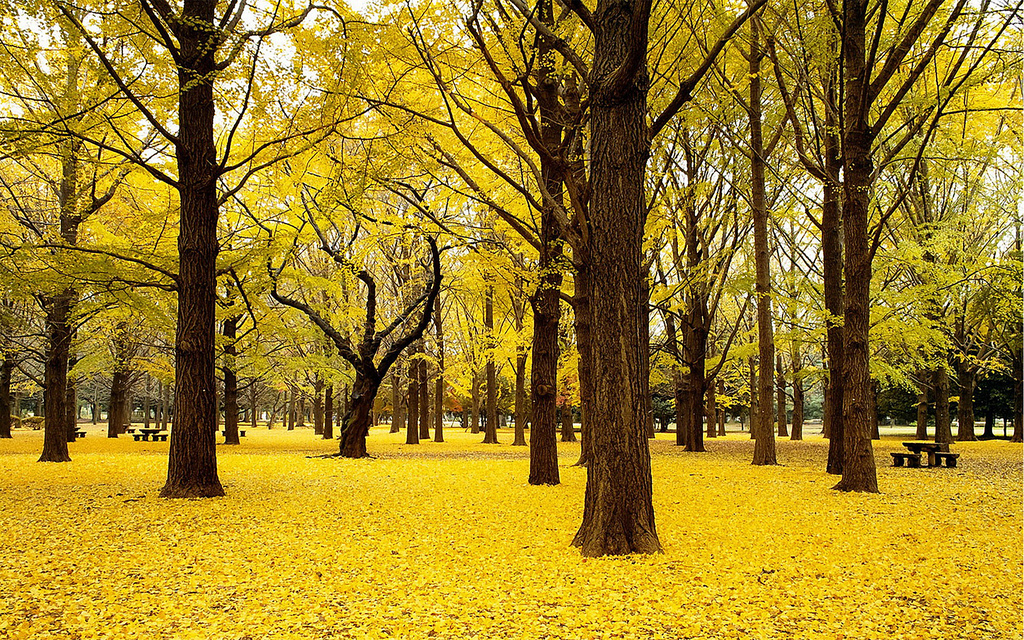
0,356 -> 12,438
406,356 -> 419,445
161,0 -> 225,498
434,295 -> 445,443
323,385 -> 334,440
933,368 -> 952,444
222,317 -> 240,445
418,355 -> 430,440
834,0 -> 878,493
750,17 -> 777,466
483,288 -> 499,444
573,0 -> 661,556
956,357 -> 976,441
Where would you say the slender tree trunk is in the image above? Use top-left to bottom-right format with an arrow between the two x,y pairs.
916,374 -> 930,439
323,385 -> 334,440
717,380 -> 727,436
512,348 -> 527,446
313,378 -> 324,436
222,316 -> 240,445
470,370 -> 480,434
750,17 -> 777,466
705,382 -> 717,439
406,356 -> 419,445
418,354 -> 430,440
790,369 -> 804,441
0,356 -> 12,438
573,269 -> 594,467
573,0 -> 660,556
483,288 -> 499,444
821,102 -> 845,474
434,295 -> 445,443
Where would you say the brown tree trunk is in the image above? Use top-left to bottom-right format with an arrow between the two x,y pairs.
222,316 -> 240,445
161,1 -> 224,498
573,0 -> 660,556
821,101 -> 845,475
705,381 -> 717,439
833,0 -> 878,493
39,294 -> 73,462
529,256 -> 561,479
561,404 -> 577,442
339,376 -> 380,458
483,287 -> 499,444
323,385 -> 334,440
406,356 -> 419,445
717,380 -> 727,436
573,268 -> 594,467
470,370 -> 480,434
391,368 -> 403,433
512,348 -> 527,446
107,369 -> 130,438
418,355 -> 430,440
916,374 -> 930,439
776,354 -> 788,438
933,368 -> 952,444
750,17 -> 777,466
956,361 -> 977,442
1013,349 -> 1023,443
0,355 -> 12,438
313,378 -> 324,436
434,295 -> 445,443
790,368 -> 804,441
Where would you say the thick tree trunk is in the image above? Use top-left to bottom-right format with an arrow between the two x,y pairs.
107,369 -> 130,438
821,105 -> 845,474
39,294 -> 73,462
161,1 -> 224,498
1010,349 -> 1022,443
529,255 -> 561,480
560,404 -> 577,442
573,0 -> 660,556
933,368 -> 952,444
956,362 -> 976,441
916,374 -> 930,439
391,368 -> 403,433
833,0 -> 878,493
0,355 -> 12,438
339,376 -> 379,458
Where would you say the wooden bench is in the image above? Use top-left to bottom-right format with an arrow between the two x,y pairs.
132,433 -> 146,441
891,452 -> 922,468
221,430 -> 246,437
154,434 -> 168,441
932,452 -> 960,468
75,430 -> 86,438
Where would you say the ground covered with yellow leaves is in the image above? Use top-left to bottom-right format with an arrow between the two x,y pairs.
1,426 -> 1020,640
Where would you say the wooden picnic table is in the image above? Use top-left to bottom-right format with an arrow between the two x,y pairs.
894,442 -> 959,468
133,428 -> 168,442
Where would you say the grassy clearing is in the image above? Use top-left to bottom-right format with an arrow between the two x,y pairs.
1,426 -> 1020,639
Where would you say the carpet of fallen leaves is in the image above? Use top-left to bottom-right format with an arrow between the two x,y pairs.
1,426 -> 1021,640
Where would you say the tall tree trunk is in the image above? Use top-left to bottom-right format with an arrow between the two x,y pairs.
143,375 -> 152,429
1013,348 -> 1023,443
573,0 -> 660,556
821,98 -> 845,474
323,385 -> 334,440
470,370 -> 480,434
834,0 -> 878,493
956,361 -> 977,441
561,404 -> 577,442
313,378 -> 324,436
573,268 -> 594,467
406,356 -> 419,445
0,355 -> 12,438
750,17 -> 777,466
222,316 -> 240,445
776,354 -> 788,438
434,295 -> 445,443
790,367 -> 804,441
162,1 -> 224,498
933,368 -> 952,444
483,287 -> 499,444
916,373 -> 930,439
418,354 -> 430,440
512,348 -> 527,446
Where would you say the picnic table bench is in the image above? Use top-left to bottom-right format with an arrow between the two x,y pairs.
75,429 -> 87,438
895,442 -> 960,468
132,428 -> 168,442
221,430 -> 246,437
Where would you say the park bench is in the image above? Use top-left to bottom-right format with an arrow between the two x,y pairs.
221,430 -> 246,437
931,452 -> 960,468
132,428 -> 168,442
890,452 -> 922,468
75,430 -> 86,438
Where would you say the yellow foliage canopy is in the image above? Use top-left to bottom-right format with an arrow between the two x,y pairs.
1,429 -> 1020,639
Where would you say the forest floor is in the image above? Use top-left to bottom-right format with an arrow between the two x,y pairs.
1,425 -> 1020,640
